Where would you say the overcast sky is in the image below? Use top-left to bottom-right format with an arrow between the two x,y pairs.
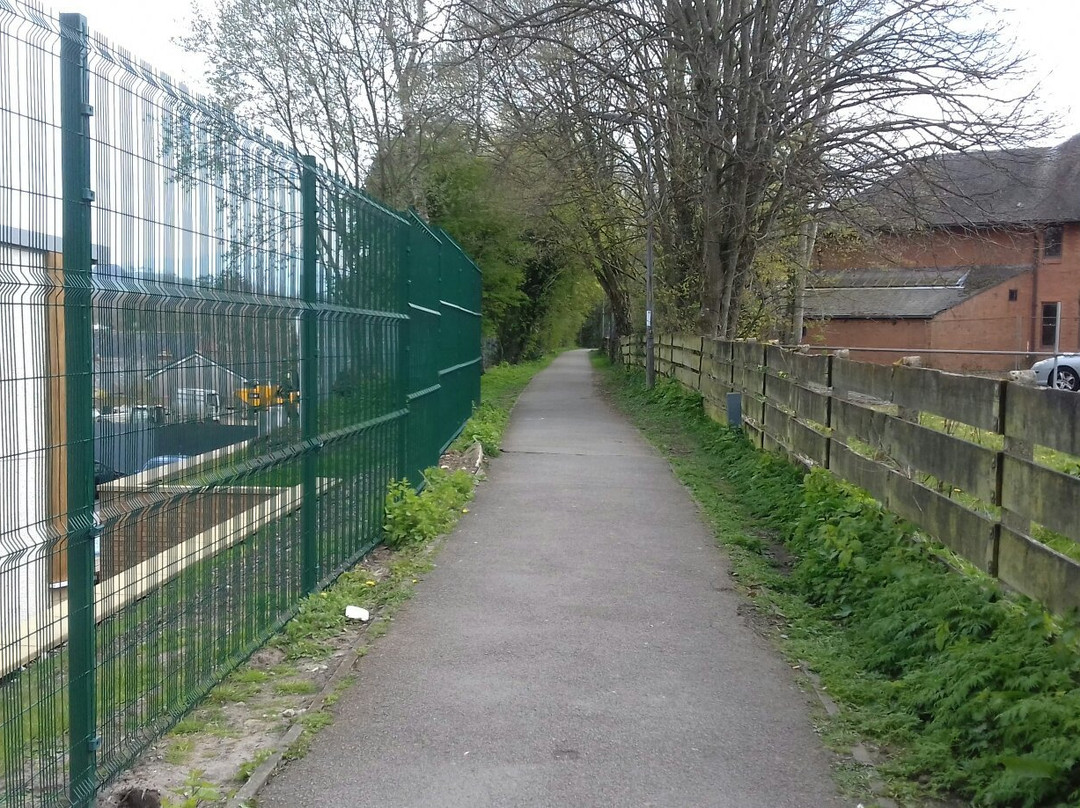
66,0 -> 1080,144
74,0 -> 198,83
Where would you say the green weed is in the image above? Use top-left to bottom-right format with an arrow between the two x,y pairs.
208,682 -> 260,704
299,711 -> 333,732
322,676 -> 354,708
163,738 -> 194,766
230,669 -> 272,685
273,680 -> 320,697
163,771 -> 220,808
285,711 -> 334,760
383,467 -> 475,548
171,718 -> 208,736
236,749 -> 273,783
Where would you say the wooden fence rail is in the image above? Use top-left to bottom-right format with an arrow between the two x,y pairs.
620,334 -> 1080,616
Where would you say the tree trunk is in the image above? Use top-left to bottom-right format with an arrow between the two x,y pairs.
789,218 -> 818,344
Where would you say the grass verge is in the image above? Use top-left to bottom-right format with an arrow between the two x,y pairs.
595,355 -> 1080,808
453,355 -> 555,455
101,357 -> 553,808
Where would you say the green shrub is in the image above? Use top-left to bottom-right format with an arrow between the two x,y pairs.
456,401 -> 505,455
383,468 -> 474,549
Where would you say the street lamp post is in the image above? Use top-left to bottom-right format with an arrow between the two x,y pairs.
645,214 -> 655,389
644,159 -> 656,389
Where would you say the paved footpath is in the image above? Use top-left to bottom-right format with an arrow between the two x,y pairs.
259,351 -> 848,808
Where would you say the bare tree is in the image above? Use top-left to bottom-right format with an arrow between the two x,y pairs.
467,0 -> 1045,337
183,0 -> 468,208
182,0 -> 1046,341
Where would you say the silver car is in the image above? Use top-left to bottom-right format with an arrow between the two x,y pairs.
1031,354 -> 1080,391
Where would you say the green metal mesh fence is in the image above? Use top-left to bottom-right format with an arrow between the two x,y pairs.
0,5 -> 482,805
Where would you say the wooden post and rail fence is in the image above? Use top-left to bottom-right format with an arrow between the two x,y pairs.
620,334 -> 1080,617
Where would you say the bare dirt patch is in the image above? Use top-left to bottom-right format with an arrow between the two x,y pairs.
437,442 -> 483,475
96,596 -> 371,806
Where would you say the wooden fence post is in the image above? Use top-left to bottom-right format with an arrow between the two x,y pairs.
824,353 -> 834,470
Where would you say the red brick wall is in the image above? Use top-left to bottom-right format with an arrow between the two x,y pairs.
812,223 -> 1080,371
816,226 -> 1035,270
805,318 -> 930,364
1030,223 -> 1080,354
929,277 -> 1032,372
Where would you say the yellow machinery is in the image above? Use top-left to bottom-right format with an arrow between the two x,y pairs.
236,381 -> 300,411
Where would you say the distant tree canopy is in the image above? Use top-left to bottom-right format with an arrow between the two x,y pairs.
185,0 -> 1044,351
414,132 -> 603,359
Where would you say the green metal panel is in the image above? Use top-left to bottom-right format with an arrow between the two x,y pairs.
434,227 -> 483,450
397,217 -> 413,483
406,211 -> 445,483
0,6 -> 482,806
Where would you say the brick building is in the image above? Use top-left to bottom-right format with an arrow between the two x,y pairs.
806,134 -> 1080,372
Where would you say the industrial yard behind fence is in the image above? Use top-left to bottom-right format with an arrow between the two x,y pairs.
0,5 -> 481,806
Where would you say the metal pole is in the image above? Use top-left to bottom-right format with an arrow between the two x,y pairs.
60,13 -> 98,807
1052,301 -> 1061,388
772,345 -> 1066,357
645,202 -> 656,389
299,156 -> 319,594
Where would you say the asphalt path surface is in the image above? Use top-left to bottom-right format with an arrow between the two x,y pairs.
258,350 -> 848,808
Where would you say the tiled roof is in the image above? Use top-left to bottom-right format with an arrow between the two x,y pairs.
805,265 -> 1028,319
859,133 -> 1080,228
813,268 -> 969,288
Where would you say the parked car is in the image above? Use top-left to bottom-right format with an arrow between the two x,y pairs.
140,455 -> 189,472
1031,354 -> 1080,391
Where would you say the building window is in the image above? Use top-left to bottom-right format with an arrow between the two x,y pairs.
1008,288 -> 1018,302
1041,302 -> 1061,347
1044,225 -> 1064,259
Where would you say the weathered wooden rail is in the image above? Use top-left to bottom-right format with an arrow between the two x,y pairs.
621,334 -> 1080,616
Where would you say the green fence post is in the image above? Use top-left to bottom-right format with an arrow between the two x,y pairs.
472,258 -> 482,409
436,231 -> 447,451
398,220 -> 412,483
300,155 -> 319,594
60,12 -> 98,807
